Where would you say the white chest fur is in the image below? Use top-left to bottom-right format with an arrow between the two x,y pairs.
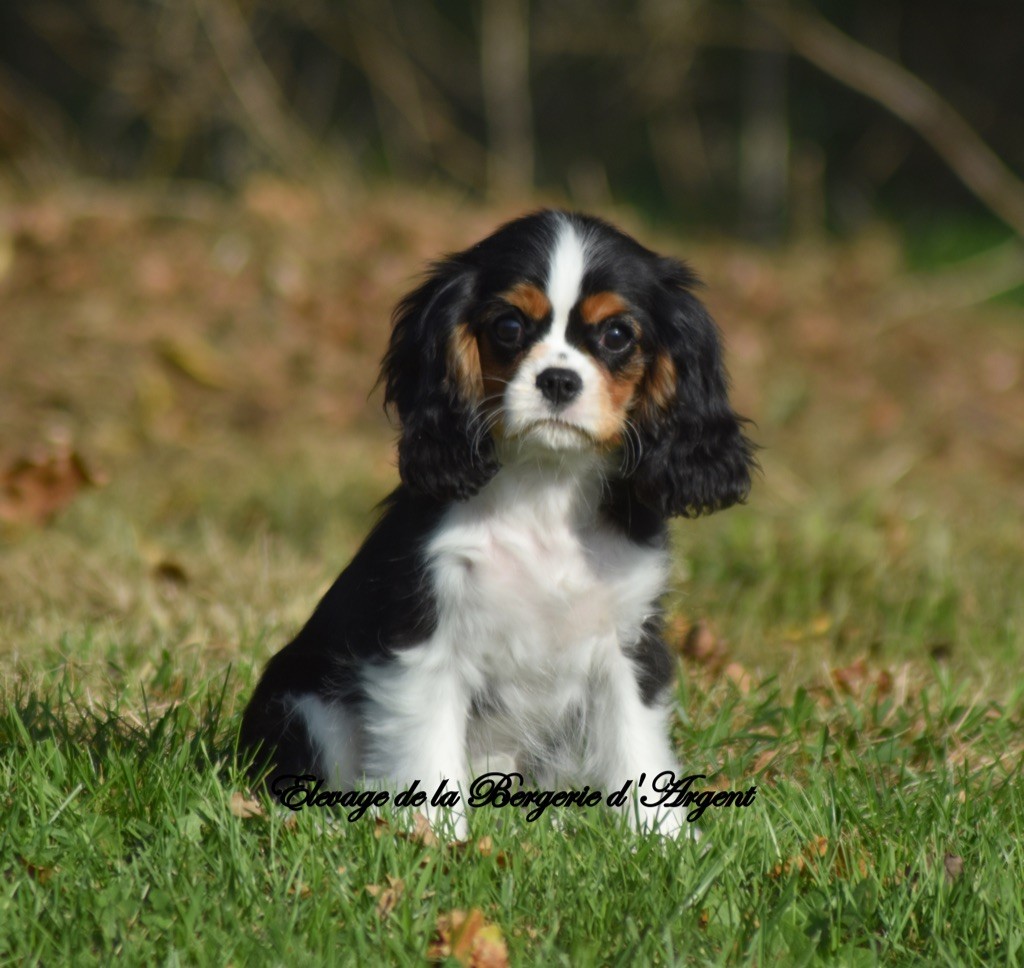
425,460 -> 668,755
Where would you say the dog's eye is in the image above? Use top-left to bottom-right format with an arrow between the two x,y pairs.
492,316 -> 524,347
599,323 -> 635,353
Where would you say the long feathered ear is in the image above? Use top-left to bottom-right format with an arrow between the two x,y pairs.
629,260 -> 756,518
380,259 -> 499,502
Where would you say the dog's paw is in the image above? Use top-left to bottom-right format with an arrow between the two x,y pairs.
631,804 -> 700,840
420,802 -> 469,842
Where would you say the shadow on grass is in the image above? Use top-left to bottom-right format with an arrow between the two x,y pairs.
1,673 -> 242,776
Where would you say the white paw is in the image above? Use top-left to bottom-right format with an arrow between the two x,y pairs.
420,801 -> 469,842
631,804 -> 701,840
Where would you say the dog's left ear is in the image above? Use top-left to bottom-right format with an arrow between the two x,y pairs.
629,259 -> 756,518
381,259 -> 499,502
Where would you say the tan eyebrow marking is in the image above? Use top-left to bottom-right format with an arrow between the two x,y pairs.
580,291 -> 629,325
501,282 -> 551,321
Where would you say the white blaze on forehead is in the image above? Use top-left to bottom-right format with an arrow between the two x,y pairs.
504,217 -> 608,445
544,220 -> 587,344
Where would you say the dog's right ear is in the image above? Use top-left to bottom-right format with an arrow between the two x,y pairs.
380,259 -> 499,502
627,258 -> 756,517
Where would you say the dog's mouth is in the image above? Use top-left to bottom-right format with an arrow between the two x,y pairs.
508,417 -> 598,447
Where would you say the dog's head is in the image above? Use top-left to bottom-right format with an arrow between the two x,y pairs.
381,210 -> 755,515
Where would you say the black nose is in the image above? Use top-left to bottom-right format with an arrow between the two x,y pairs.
536,367 -> 583,407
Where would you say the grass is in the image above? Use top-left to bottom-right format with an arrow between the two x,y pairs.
3,654 -> 1023,964
2,185 -> 1024,964
2,446 -> 1022,965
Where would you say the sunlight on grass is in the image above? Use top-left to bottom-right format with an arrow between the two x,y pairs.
2,187 -> 1023,963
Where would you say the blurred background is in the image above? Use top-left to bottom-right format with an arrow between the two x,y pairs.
2,0 -> 1024,238
1,0 -> 1023,695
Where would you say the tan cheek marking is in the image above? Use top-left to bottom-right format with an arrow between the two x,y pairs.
447,322 -> 483,403
501,282 -> 551,322
477,336 -> 517,420
580,291 -> 629,326
593,361 -> 646,444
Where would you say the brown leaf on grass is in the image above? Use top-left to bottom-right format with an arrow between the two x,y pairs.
831,659 -> 868,694
427,909 -> 509,967
769,837 -> 873,881
751,749 -> 779,775
18,858 -> 55,884
831,659 -> 893,698
366,876 -> 405,918
943,853 -> 964,883
809,613 -> 833,636
834,843 -> 871,880
152,559 -> 189,587
807,836 -> 830,860
158,333 -> 230,388
444,835 -> 512,869
724,662 -> 754,695
474,835 -> 514,868
288,882 -> 312,900
677,619 -> 730,674
896,851 -> 965,889
769,835 -> 829,879
0,442 -> 106,526
407,811 -> 439,846
229,792 -> 264,819
136,251 -> 181,297
243,175 -> 319,225
373,811 -> 440,847
781,613 -> 837,644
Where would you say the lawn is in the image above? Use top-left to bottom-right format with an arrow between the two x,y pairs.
2,182 -> 1023,965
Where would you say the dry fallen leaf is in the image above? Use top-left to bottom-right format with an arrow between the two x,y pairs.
0,443 -> 105,526
444,835 -> 512,870
678,620 -> 730,674
152,559 -> 189,587
244,175 -> 319,225
751,749 -> 779,775
374,812 -> 443,847
770,836 -> 873,882
769,836 -> 830,879
408,811 -> 439,846
944,853 -> 964,883
724,662 -> 754,695
18,858 -> 55,885
834,842 -> 871,880
832,659 -> 868,694
158,333 -> 230,388
229,792 -> 264,819
428,909 -> 509,967
831,658 -> 893,698
366,876 -> 405,918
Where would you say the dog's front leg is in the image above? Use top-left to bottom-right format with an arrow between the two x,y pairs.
584,645 -> 692,838
361,649 -> 471,838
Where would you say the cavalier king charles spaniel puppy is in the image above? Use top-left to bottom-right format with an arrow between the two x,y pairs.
240,210 -> 755,836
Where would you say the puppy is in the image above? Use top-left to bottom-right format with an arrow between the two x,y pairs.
240,210 -> 754,835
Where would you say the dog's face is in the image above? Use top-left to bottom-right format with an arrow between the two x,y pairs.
462,221 -> 671,456
383,210 -> 754,515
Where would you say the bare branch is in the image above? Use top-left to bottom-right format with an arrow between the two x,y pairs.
875,240 -> 1024,326
192,0 -> 322,175
759,5 -> 1024,240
